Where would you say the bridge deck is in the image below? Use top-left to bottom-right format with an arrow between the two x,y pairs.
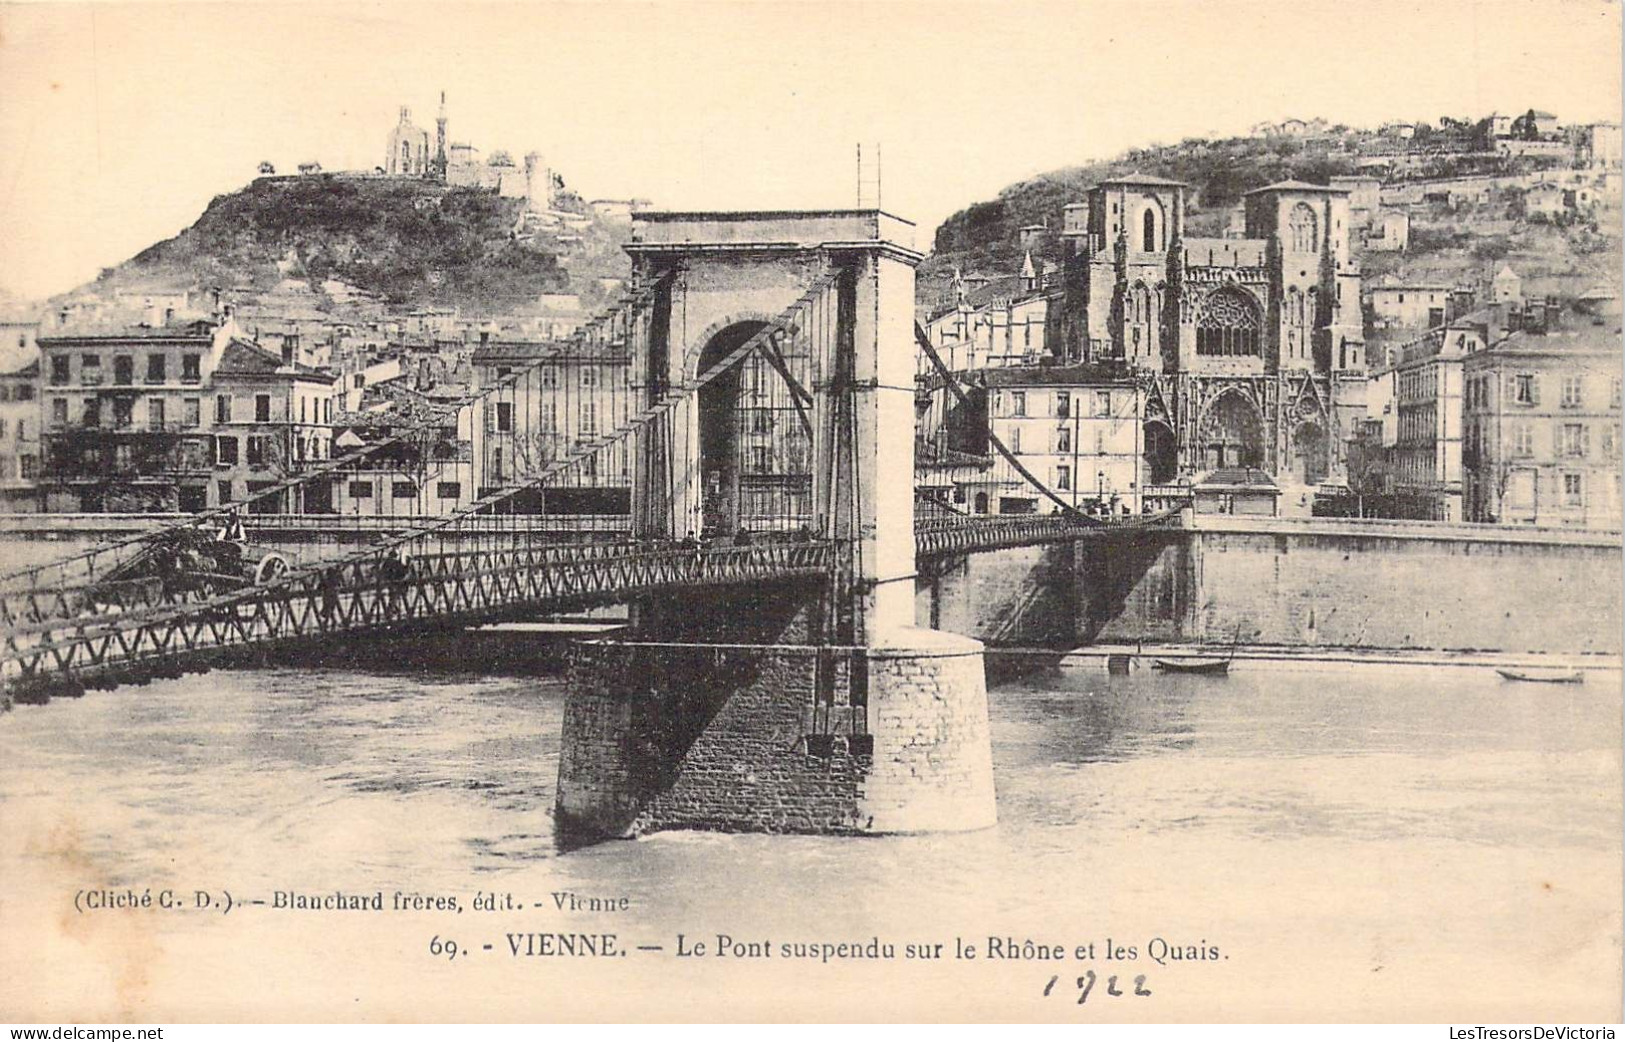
0,512 -> 1183,704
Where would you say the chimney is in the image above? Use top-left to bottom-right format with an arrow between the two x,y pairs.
1546,295 -> 1563,329
281,336 -> 296,365
1507,305 -> 1524,333
164,307 -> 175,325
1527,301 -> 1548,334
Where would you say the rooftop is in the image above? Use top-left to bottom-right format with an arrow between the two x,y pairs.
978,362 -> 1134,387
1244,180 -> 1350,195
1096,172 -> 1187,188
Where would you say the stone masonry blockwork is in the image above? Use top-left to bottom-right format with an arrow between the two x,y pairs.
556,630 -> 995,838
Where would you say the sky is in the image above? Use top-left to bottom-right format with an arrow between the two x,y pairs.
0,0 -> 1619,300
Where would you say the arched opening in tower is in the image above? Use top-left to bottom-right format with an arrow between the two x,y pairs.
694,322 -> 814,537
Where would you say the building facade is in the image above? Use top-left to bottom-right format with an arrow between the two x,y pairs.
385,107 -> 432,177
37,317 -> 336,513
1390,323 -> 1478,520
1463,306 -> 1622,529
0,361 -> 40,511
1054,174 -> 1367,493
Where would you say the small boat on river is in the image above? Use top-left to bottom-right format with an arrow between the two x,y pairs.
1495,667 -> 1584,684
1151,657 -> 1231,675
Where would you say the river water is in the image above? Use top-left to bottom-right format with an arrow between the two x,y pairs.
1,649 -> 1619,1021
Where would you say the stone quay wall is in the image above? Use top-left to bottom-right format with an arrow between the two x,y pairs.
918,518 -> 1622,656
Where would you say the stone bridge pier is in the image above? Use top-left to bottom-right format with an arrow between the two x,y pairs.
555,211 -> 996,839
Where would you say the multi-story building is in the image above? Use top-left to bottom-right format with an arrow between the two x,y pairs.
0,360 -> 41,511
210,339 -> 338,514
1389,321 -> 1480,520
919,264 -> 1053,373
1463,302 -> 1622,529
36,314 -> 336,513
465,340 -> 636,521
1054,174 -> 1367,494
1366,276 -> 1452,329
918,364 -> 1145,515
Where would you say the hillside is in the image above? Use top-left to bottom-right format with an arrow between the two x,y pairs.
922,132 -> 1616,306
93,176 -> 632,314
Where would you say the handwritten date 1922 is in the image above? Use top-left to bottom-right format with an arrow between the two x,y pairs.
1043,971 -> 1152,1004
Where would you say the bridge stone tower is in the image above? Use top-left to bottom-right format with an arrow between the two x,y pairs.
557,211 -> 996,838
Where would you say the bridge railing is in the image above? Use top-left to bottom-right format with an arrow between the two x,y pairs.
0,539 -> 836,702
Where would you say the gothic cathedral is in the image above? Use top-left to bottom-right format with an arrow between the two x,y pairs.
1057,175 -> 1368,489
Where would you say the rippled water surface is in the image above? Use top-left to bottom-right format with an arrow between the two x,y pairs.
2,653 -> 1619,1020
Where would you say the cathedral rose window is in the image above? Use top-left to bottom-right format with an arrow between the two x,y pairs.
1195,289 -> 1261,357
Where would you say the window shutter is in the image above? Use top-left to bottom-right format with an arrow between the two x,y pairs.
1530,377 -> 1540,405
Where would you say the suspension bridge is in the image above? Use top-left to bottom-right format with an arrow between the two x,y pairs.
0,210 -> 1182,837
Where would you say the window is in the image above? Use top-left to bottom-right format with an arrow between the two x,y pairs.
184,398 -> 200,428
495,402 -> 514,432
113,356 -> 133,385
1195,289 -> 1262,356
146,355 -> 166,384
1010,391 -> 1026,417
1563,472 -> 1584,507
50,398 -> 67,426
392,481 -> 418,499
147,398 -> 165,430
182,354 -> 201,383
16,384 -> 31,401
217,480 -> 233,503
1603,425 -> 1618,457
20,455 -> 36,480
540,367 -> 557,389
1057,465 -> 1071,491
1141,207 -> 1158,252
1095,427 -> 1106,454
1095,390 -> 1112,417
1009,427 -> 1022,454
324,398 -> 332,423
437,481 -> 461,500
247,436 -> 267,466
80,354 -> 101,384
1288,202 -> 1318,253
49,356 -> 69,385
581,367 -> 598,389
1562,375 -> 1584,408
82,398 -> 99,428
1561,423 -> 1588,457
1056,427 -> 1071,453
216,436 -> 239,465
580,401 -> 597,435
1514,374 -> 1537,405
215,395 -> 232,423
255,395 -> 271,422
1056,392 -> 1070,419
749,446 -> 772,474
300,397 -> 307,423
348,481 -> 373,499
1613,378 -> 1622,409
